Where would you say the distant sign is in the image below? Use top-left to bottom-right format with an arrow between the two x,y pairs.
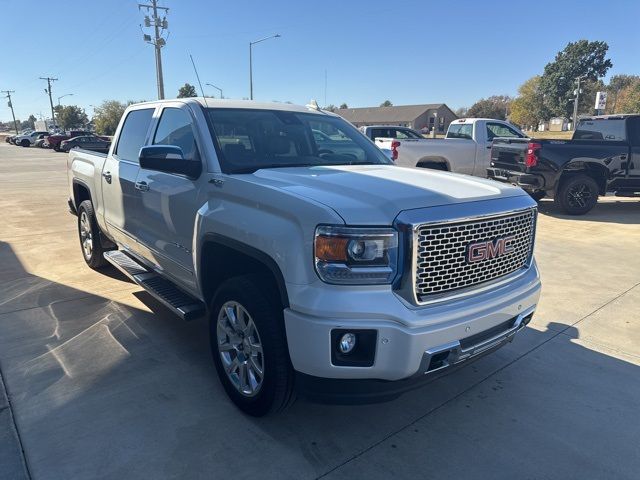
595,91 -> 607,110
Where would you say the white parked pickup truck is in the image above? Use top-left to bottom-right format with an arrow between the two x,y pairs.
67,99 -> 540,415
375,118 -> 527,177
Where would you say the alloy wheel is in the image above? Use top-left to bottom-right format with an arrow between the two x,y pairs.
79,211 -> 93,260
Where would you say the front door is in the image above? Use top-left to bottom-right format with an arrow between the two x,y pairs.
101,108 -> 155,248
133,106 -> 203,289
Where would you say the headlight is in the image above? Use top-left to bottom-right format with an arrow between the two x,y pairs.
314,225 -> 398,285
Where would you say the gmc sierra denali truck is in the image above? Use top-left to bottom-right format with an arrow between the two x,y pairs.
67,98 -> 541,416
488,115 -> 640,215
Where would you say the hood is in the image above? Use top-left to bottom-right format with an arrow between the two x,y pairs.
250,164 -> 526,224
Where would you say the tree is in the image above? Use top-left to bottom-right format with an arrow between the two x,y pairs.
454,107 -> 468,118
509,76 -> 544,129
538,40 -> 613,118
607,75 -> 640,113
177,83 -> 197,98
615,79 -> 640,114
339,103 -> 348,109
324,104 -> 337,112
466,95 -> 511,120
379,100 -> 393,107
53,105 -> 88,130
27,115 -> 37,129
94,100 -> 128,135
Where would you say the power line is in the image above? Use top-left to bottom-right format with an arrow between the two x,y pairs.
138,1 -> 169,99
1,90 -> 19,134
39,77 -> 58,127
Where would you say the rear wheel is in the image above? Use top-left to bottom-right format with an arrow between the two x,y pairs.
555,174 -> 599,215
20,139 -> 29,147
77,200 -> 109,269
210,275 -> 295,416
417,162 -> 448,171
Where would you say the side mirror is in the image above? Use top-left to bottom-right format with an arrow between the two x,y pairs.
138,145 -> 202,178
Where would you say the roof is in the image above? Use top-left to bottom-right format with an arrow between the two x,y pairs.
578,114 -> 639,120
335,104 -> 450,123
129,97 -> 335,116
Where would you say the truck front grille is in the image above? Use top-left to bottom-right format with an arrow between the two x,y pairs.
414,209 -> 536,301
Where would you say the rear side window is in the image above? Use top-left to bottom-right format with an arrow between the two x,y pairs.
153,108 -> 198,160
574,119 -> 626,141
447,123 -> 473,139
115,108 -> 154,162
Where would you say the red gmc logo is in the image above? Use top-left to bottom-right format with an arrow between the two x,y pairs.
467,236 -> 516,263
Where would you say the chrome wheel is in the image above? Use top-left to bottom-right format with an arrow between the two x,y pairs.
216,301 -> 264,397
79,211 -> 93,260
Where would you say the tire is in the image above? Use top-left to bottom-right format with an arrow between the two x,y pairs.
528,190 -> 546,202
554,174 -> 599,215
417,162 -> 448,171
210,274 -> 295,416
20,139 -> 29,147
77,200 -> 109,269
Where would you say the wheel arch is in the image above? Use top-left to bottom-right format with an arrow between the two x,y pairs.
72,179 -> 92,211
416,156 -> 451,171
199,234 -> 290,309
558,160 -> 609,195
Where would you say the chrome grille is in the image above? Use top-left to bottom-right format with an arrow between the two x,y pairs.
414,209 -> 536,300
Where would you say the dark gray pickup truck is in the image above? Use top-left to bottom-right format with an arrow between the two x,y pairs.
488,115 -> 640,214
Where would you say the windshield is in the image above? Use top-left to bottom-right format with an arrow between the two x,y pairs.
206,108 -> 392,173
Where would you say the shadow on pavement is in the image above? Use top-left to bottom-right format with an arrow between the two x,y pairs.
0,241 -> 638,480
537,197 -> 640,224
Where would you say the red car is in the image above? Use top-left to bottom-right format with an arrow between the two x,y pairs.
48,130 -> 109,151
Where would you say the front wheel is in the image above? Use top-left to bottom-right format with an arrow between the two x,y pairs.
555,174 -> 599,215
20,139 -> 29,147
77,200 -> 109,269
210,275 -> 295,416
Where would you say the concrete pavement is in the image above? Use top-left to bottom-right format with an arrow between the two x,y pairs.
0,143 -> 639,479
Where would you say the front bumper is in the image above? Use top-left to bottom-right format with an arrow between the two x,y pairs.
284,262 -> 541,389
487,167 -> 545,191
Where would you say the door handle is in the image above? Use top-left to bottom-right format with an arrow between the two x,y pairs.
135,181 -> 150,192
102,171 -> 112,184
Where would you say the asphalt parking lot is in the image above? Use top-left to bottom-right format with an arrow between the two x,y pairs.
1,142 -> 639,480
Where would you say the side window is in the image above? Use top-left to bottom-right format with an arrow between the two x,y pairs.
153,107 -> 198,159
486,122 -> 522,140
115,108 -> 154,162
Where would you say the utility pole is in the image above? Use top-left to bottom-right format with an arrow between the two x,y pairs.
139,1 -> 169,100
572,75 -> 586,130
1,90 -> 19,134
39,76 -> 58,128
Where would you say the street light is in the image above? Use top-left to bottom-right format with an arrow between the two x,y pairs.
206,83 -> 223,99
249,34 -> 281,100
57,93 -> 73,106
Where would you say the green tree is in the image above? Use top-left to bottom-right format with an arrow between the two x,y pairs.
509,76 -> 544,129
324,104 -> 337,112
379,100 -> 393,107
339,103 -> 348,109
27,115 -> 37,129
538,40 -> 613,118
94,100 -> 128,135
466,95 -> 511,120
177,83 -> 197,98
53,105 -> 88,130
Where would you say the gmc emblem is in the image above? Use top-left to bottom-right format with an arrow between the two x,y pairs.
467,236 -> 516,263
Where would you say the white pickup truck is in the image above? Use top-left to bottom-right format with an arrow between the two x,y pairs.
67,99 -> 540,415
374,118 -> 527,177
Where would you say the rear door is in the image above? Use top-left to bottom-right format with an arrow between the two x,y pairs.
101,107 -> 155,248
133,105 -> 204,289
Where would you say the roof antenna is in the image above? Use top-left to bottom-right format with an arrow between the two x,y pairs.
189,54 -> 209,109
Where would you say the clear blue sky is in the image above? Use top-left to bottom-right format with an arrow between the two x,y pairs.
1,0 -> 639,121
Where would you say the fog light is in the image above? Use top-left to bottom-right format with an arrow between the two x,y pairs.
339,333 -> 356,354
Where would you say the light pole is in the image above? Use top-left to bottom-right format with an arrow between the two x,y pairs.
206,83 -> 223,99
57,93 -> 73,106
249,34 -> 280,100
572,75 -> 587,130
